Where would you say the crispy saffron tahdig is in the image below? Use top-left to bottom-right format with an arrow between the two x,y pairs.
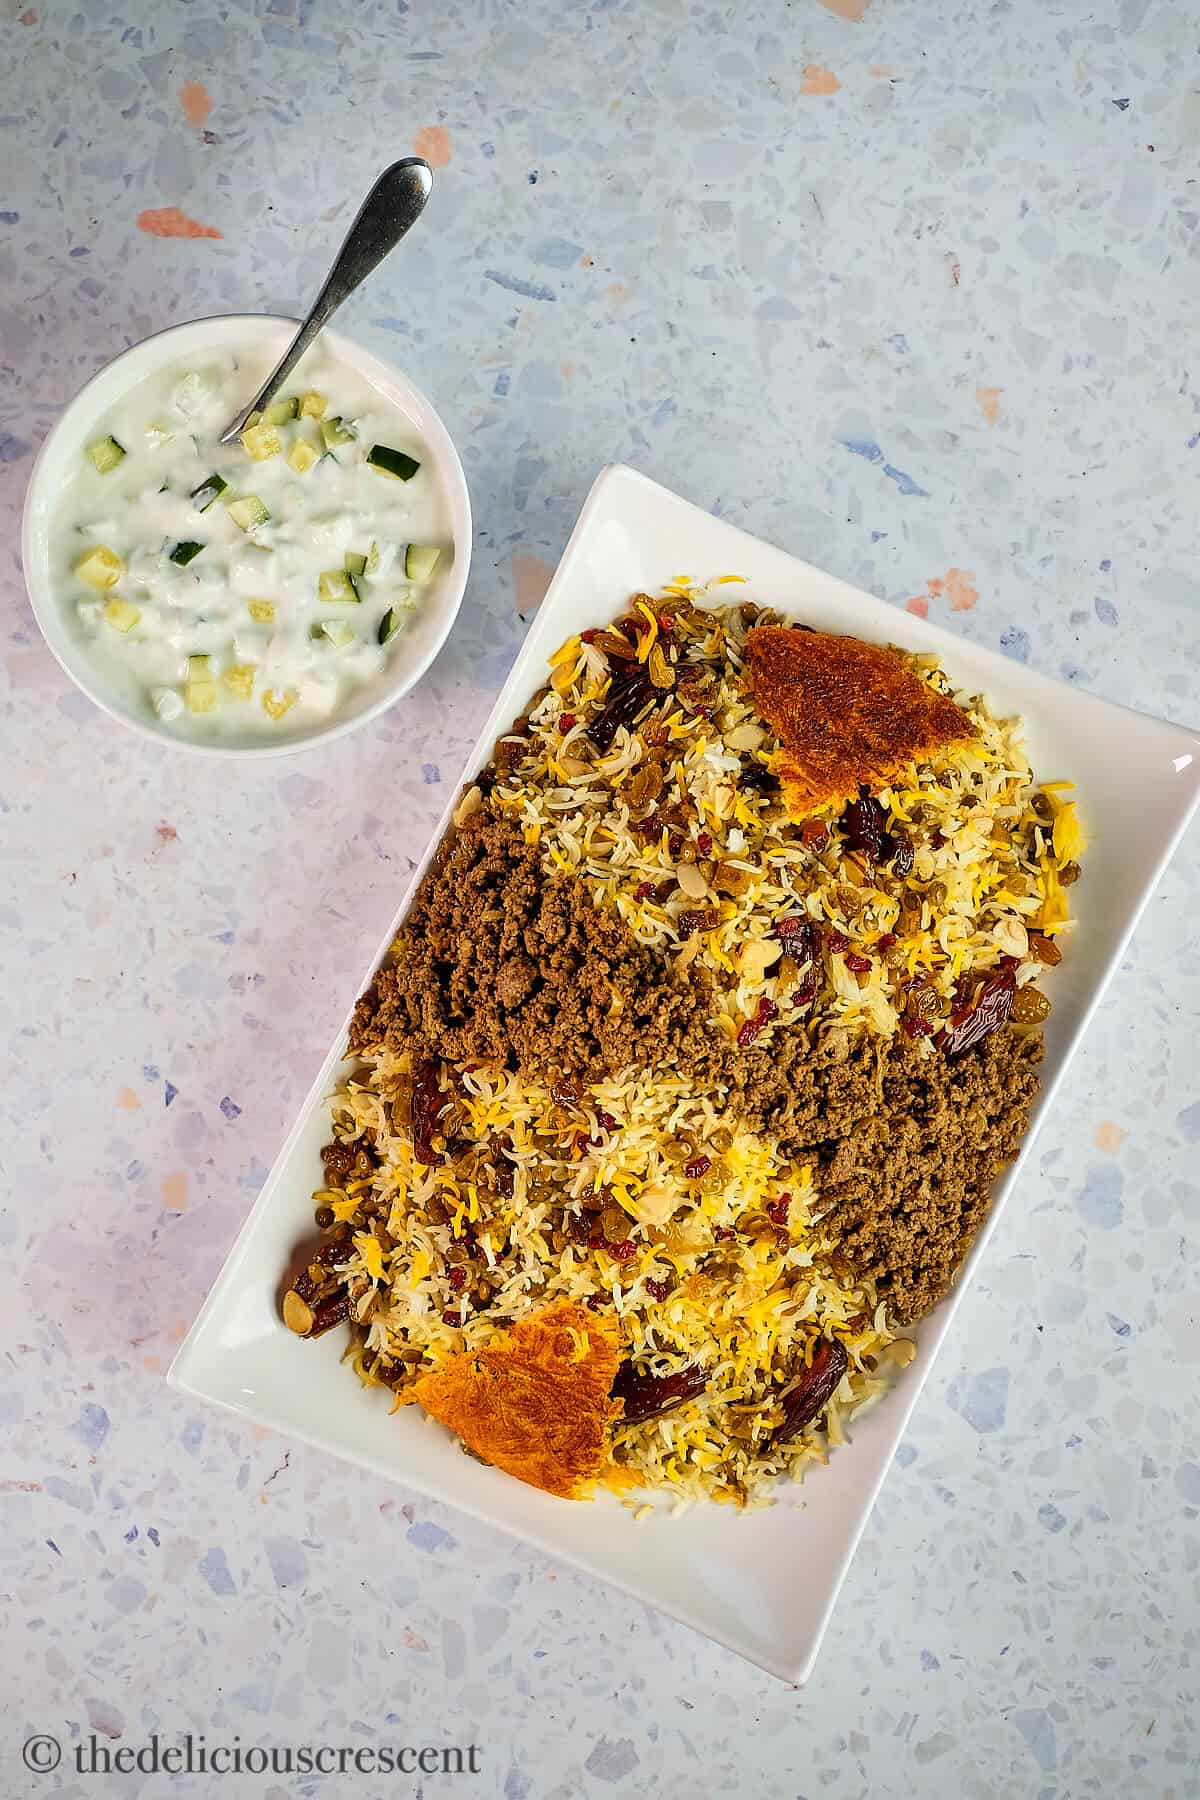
281,585 -> 1084,1509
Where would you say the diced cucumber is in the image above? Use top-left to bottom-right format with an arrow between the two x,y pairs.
86,435 -> 126,474
320,416 -> 355,450
173,371 -> 211,418
222,663 -> 256,699
378,607 -> 403,645
246,598 -> 276,624
75,545 -> 126,589
318,568 -> 359,603
287,436 -> 320,475
241,422 -> 281,461
169,540 -> 204,567
262,687 -> 297,721
404,543 -> 441,582
312,619 -> 356,648
227,495 -> 270,532
145,421 -> 175,449
299,390 -> 326,419
364,540 -> 381,577
185,653 -> 218,713
344,550 -> 368,579
151,686 -> 184,722
366,443 -> 420,481
190,472 -> 228,512
262,396 -> 299,426
103,597 -> 140,633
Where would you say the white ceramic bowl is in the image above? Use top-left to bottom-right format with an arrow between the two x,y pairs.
21,314 -> 472,757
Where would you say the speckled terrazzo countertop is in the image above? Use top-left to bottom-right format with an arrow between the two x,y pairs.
3,2 -> 1199,1795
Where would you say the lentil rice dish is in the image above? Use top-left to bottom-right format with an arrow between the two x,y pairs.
281,582 -> 1084,1511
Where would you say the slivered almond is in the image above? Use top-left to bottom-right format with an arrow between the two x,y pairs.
675,863 -> 709,900
453,784 -> 483,826
725,721 -> 765,751
737,939 -> 782,979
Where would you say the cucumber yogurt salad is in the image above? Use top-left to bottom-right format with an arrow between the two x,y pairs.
59,343 -> 452,739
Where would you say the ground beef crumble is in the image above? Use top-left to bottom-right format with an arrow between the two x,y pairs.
751,1027 -> 1043,1323
350,803 -> 1042,1324
349,806 -> 726,1082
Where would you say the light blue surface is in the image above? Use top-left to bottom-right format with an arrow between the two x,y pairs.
2,2 -> 1198,1794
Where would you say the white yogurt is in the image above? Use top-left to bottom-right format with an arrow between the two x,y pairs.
55,342 -> 452,740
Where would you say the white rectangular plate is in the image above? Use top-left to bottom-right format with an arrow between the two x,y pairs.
171,464 -> 1200,1682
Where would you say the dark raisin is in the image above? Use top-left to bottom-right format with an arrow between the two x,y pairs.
679,908 -> 718,936
842,787 -> 886,862
844,951 -> 872,974
412,1059 -> 446,1167
776,914 -> 820,965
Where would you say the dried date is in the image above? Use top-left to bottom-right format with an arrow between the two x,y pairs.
941,966 -> 1016,1059
771,1336 -> 849,1443
611,1361 -> 707,1425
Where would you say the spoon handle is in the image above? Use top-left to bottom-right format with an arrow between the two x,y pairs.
219,157 -> 434,443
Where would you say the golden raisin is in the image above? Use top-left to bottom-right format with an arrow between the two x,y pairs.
601,1205 -> 630,1244
1011,985 -> 1052,1025
1028,932 -> 1062,967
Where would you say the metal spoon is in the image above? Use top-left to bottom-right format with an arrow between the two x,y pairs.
218,156 -> 434,444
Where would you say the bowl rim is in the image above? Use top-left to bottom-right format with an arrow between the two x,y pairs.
20,311 -> 472,759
